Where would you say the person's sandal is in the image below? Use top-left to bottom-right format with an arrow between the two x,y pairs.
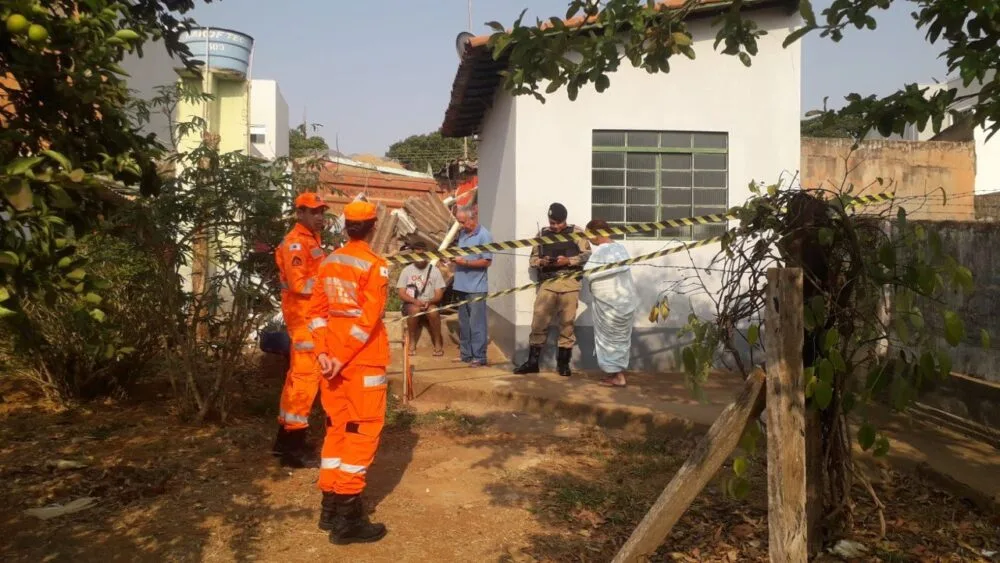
432,349 -> 444,357
408,348 -> 416,356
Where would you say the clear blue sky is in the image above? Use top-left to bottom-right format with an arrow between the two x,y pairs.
191,0 -> 948,155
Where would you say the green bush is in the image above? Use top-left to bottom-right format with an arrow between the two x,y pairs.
0,232 -> 176,401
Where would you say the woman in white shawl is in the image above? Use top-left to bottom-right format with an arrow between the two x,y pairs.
583,219 -> 638,387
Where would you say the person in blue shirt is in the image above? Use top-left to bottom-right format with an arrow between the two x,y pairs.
449,207 -> 493,366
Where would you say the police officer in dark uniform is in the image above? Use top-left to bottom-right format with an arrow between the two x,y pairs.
513,202 -> 591,376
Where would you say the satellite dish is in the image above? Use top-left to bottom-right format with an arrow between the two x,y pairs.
455,31 -> 475,58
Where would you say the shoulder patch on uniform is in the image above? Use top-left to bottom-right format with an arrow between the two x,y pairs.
289,242 -> 302,251
379,266 -> 389,278
291,256 -> 303,267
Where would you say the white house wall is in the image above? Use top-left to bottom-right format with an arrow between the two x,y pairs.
477,91 -> 519,355
496,7 -> 801,370
250,79 -> 289,160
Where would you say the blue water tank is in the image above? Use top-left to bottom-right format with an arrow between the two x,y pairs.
178,27 -> 254,77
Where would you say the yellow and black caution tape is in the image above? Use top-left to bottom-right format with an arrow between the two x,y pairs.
385,192 -> 895,265
395,235 -> 724,322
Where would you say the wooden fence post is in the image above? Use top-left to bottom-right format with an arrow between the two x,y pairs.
402,329 -> 411,404
765,268 -> 808,562
611,368 -> 767,563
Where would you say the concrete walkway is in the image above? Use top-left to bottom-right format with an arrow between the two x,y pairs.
387,342 -> 1000,510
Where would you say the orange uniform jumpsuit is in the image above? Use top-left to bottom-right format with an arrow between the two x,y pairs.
308,239 -> 389,495
275,223 -> 326,430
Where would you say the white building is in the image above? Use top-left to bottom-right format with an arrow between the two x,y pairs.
871,72 -> 999,196
120,39 -> 180,149
250,79 -> 290,160
120,44 -> 290,162
440,0 -> 802,371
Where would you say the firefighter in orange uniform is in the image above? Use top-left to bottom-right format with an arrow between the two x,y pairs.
271,192 -> 328,468
307,200 -> 390,544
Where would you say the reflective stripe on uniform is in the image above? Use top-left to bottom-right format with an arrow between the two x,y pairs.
364,375 -> 387,387
293,340 -> 315,351
338,463 -> 367,475
324,277 -> 359,305
321,457 -> 342,469
308,317 -> 327,331
330,309 -> 362,318
302,278 -> 315,295
311,247 -> 324,259
280,411 -> 309,424
323,253 -> 372,271
350,325 -> 370,344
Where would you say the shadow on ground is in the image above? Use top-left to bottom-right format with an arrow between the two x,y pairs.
0,353 -> 419,563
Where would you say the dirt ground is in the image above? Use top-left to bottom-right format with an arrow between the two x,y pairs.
1,353 -> 998,563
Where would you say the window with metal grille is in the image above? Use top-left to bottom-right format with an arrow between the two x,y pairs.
591,130 -> 729,240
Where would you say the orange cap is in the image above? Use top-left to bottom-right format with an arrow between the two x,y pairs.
344,200 -> 377,221
294,192 -> 327,209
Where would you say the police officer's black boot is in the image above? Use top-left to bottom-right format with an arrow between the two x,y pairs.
318,491 -> 339,531
513,345 -> 542,375
328,493 -> 387,545
557,347 -> 573,377
272,427 -> 320,469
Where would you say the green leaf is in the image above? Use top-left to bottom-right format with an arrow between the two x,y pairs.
49,185 -> 76,209
42,150 -> 72,170
841,391 -> 857,414
953,266 -> 973,292
68,168 -> 86,183
682,347 -> 696,375
89,309 -> 106,323
943,310 -> 966,347
857,423 -> 876,451
118,347 -> 136,355
6,156 -> 44,175
939,352 -> 952,379
727,476 -> 751,499
799,0 -> 817,24
4,179 -> 33,211
873,435 -> 890,457
747,324 -> 760,347
57,256 -> 73,269
114,29 -> 141,41
817,358 -> 834,384
822,328 -> 840,353
818,227 -> 833,246
733,456 -> 748,477
782,25 -> 813,48
0,251 -> 21,268
83,292 -> 102,305
0,306 -> 17,319
829,348 -> 846,374
595,74 -> 611,93
66,268 -> 87,282
0,286 -> 9,303
982,329 -> 991,350
672,31 -> 692,47
813,380 -> 833,409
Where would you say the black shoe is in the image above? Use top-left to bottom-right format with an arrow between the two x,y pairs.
318,492 -> 339,531
557,347 -> 573,377
272,427 -> 320,469
513,346 -> 542,375
328,493 -> 387,545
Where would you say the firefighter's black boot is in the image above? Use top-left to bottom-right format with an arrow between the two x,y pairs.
557,347 -> 573,377
318,492 -> 339,531
272,427 -> 319,469
328,493 -> 387,545
513,346 -> 542,375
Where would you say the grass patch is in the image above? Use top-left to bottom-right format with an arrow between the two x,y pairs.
415,408 -> 488,435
